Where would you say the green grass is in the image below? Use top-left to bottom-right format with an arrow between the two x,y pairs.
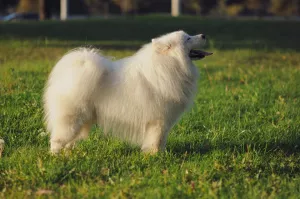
0,16 -> 300,198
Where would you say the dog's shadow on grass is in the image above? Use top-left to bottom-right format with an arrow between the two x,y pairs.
167,138 -> 300,156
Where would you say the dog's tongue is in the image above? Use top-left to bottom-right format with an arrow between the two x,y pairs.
189,49 -> 213,59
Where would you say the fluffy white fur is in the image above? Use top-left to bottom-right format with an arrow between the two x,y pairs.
44,30 -> 207,154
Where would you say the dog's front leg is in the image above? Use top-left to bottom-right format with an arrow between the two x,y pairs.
141,120 -> 168,154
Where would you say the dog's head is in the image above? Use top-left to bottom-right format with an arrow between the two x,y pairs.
151,30 -> 212,60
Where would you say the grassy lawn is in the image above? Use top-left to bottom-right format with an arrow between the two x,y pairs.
0,16 -> 300,198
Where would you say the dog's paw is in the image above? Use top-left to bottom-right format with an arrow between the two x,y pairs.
141,147 -> 159,155
0,139 -> 4,157
50,141 -> 64,154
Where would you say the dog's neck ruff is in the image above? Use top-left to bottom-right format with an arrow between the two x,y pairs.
120,44 -> 199,104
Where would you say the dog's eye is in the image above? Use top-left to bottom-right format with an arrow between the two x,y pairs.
186,37 -> 191,41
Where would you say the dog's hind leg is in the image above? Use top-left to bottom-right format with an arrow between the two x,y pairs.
141,120 -> 168,154
50,116 -> 82,154
65,121 -> 93,149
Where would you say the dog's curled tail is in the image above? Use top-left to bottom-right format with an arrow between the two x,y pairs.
43,47 -> 110,133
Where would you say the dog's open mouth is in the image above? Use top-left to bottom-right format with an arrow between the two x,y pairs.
189,49 -> 213,60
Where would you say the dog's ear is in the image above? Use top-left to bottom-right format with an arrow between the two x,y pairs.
152,39 -> 172,54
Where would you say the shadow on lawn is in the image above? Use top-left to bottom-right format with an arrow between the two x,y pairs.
1,18 -> 300,51
167,137 -> 300,174
168,138 -> 300,156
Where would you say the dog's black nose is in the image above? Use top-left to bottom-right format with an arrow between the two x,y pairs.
201,34 -> 206,39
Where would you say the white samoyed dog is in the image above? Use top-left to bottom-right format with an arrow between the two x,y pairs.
44,30 -> 212,154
